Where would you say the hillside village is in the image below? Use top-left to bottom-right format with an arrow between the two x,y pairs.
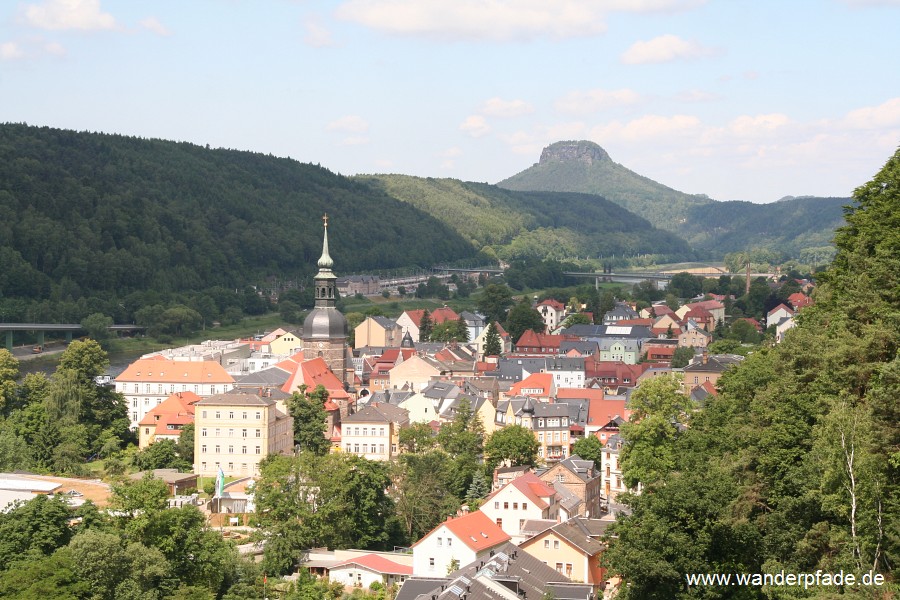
0,214 -> 824,600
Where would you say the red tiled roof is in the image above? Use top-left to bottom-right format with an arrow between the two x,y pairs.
537,298 -> 566,311
280,357 -> 350,399
333,553 -> 412,575
404,307 -> 460,327
414,511 -> 510,552
510,373 -> 554,396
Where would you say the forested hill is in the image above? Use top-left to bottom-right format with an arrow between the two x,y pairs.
356,174 -> 694,262
497,140 -> 713,229
603,148 -> 900,598
498,140 -> 848,259
0,124 -> 476,302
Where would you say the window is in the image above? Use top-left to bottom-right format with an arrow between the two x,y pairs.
428,558 -> 435,571
229,411 -> 234,419
202,428 -> 207,437
519,519 -> 525,530
556,563 -> 563,573
242,429 -> 247,437
354,444 -> 360,453
538,432 -> 544,442
201,462 -> 206,470
215,428 -> 221,436
144,428 -> 149,435
201,445 -> 207,453
437,537 -> 442,547
554,541 -> 559,549
362,427 -> 368,436
496,518 -> 502,528
566,564 -> 573,576
242,446 -> 247,454
242,412 -> 248,419
202,410 -> 207,418
494,501 -> 499,509
522,503 -> 527,510
544,540 -> 550,549
132,400 -> 137,408
256,429 -> 261,437
513,502 -> 518,509
228,429 -> 234,437
379,444 -> 385,455
362,444 -> 368,454
255,412 -> 261,420
503,502 -> 509,509
447,538 -> 451,547
228,462 -> 233,471
215,411 -> 221,419
255,446 -> 261,454
215,445 -> 220,453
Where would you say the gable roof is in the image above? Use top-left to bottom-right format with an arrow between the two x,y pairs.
332,553 -> 412,575
280,356 -> 350,399
509,372 -> 554,396
484,472 -> 556,510
414,511 -> 510,552
342,402 -> 409,425
137,391 -> 199,429
767,303 -> 795,316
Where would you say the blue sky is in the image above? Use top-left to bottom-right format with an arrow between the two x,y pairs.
2,0 -> 899,203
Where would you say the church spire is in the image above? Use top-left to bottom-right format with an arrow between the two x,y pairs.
318,213 -> 334,270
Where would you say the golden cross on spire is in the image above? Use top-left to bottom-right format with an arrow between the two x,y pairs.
322,213 -> 328,228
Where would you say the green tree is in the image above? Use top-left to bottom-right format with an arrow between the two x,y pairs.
418,310 -> 433,342
483,321 -> 502,356
483,424 -> 539,471
477,284 -> 514,325
133,439 -> 191,471
436,397 -> 485,497
619,376 -> 693,490
505,299 -> 544,343
0,494 -> 74,570
287,384 -> 330,455
80,312 -> 113,342
57,338 -> 109,383
0,349 -> 20,414
571,435 -> 602,466
561,312 -> 592,328
175,422 -> 195,465
670,346 -> 694,369
465,469 -> 491,507
394,451 -> 460,542
398,421 -> 436,454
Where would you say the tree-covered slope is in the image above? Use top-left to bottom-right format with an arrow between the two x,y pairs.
357,174 -> 694,262
603,148 -> 900,598
0,123 -> 477,303
497,140 -> 713,230
683,195 -> 848,255
498,140 -> 848,259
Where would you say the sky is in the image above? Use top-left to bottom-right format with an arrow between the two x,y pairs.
2,0 -> 899,203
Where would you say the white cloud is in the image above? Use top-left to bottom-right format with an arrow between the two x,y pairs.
621,34 -> 717,64
591,114 -> 701,142
555,88 -> 641,114
326,115 -> 369,133
304,18 -> 335,47
480,97 -> 533,117
21,0 -> 118,31
442,146 -> 463,158
139,17 -> 170,37
460,115 -> 490,137
841,97 -> 900,129
728,113 -> 791,137
335,0 -> 609,41
500,122 -> 587,155
0,42 -> 25,60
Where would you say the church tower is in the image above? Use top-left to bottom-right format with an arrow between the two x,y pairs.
302,215 -> 349,384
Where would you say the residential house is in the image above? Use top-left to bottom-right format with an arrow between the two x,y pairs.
678,299 -> 725,325
678,325 -> 712,348
683,353 -> 744,391
458,311 -> 487,344
137,391 -> 200,448
411,511 -> 511,576
766,303 -> 795,328
329,553 -> 411,590
788,292 -> 813,310
602,303 -> 638,324
341,402 -> 409,461
396,307 -> 460,343
535,298 -> 567,332
480,472 -> 558,543
116,357 -> 235,430
473,321 -> 512,358
507,372 -> 555,403
539,456 -> 603,519
598,339 -> 642,364
531,402 -> 573,463
354,316 -> 403,349
388,354 -> 444,392
776,316 -> 796,344
269,329 -> 303,355
601,434 -> 631,502
514,330 -> 575,356
367,348 -> 417,391
643,344 -> 675,363
193,392 -> 293,478
519,517 -> 608,588
399,543 -> 592,600
129,469 -> 198,496
584,359 -> 647,392
543,356 -> 585,389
